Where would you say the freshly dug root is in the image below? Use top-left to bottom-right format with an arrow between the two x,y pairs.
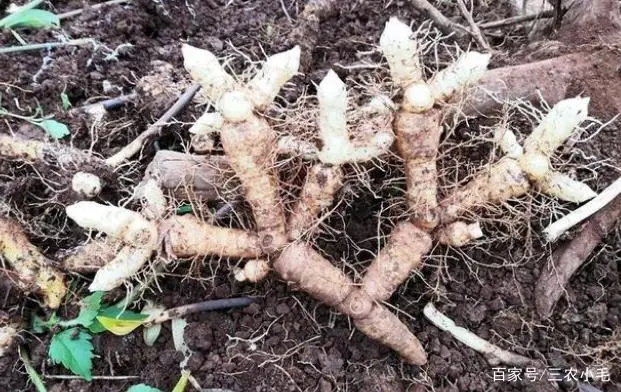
0,134 -> 103,167
165,215 -> 264,259
423,302 -> 535,366
57,238 -> 119,273
66,202 -> 159,249
218,117 -> 287,249
394,109 -> 442,228
361,221 -> 433,301
0,324 -> 18,357
182,45 -> 236,102
316,71 -> 395,165
435,221 -> 483,247
0,218 -> 66,308
143,150 -> 240,203
287,164 -> 343,240
535,194 -> 621,318
134,178 -> 168,220
71,172 -> 102,199
274,242 -> 427,364
234,259 -> 270,282
89,246 -> 154,291
438,158 -> 531,224
537,171 -> 597,203
428,52 -> 491,102
379,17 -> 423,87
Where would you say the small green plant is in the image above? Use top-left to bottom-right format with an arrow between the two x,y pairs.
32,292 -> 147,380
0,0 -> 59,29
127,371 -> 190,392
0,106 -> 70,139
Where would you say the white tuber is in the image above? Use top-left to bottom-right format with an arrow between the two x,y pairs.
219,91 -> 254,123
543,177 -> 621,242
379,17 -> 422,87
71,172 -> 102,198
135,178 -> 167,220
518,151 -> 550,181
246,46 -> 301,109
436,221 -> 483,247
494,128 -> 523,159
317,70 -> 350,164
423,302 -> 534,366
429,51 -> 491,101
66,202 -> 159,248
189,112 -> 224,135
523,97 -> 590,156
537,171 -> 597,203
88,246 -> 153,291
402,82 -> 435,113
234,259 -> 270,282
182,44 -> 235,102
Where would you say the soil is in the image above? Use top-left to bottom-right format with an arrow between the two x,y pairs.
1,1 -> 620,392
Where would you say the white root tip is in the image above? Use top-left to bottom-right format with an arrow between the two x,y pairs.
518,151 -> 550,181
402,82 -> 434,113
219,91 -> 254,122
182,44 -> 235,102
135,178 -> 168,220
538,172 -> 598,203
430,51 -> 491,101
494,128 -> 524,159
379,17 -> 422,86
89,246 -> 153,291
318,70 -> 350,164
524,96 -> 590,156
436,221 -> 484,247
71,172 -> 102,198
247,46 -> 301,109
66,202 -> 159,248
189,112 -> 224,135
234,259 -> 270,282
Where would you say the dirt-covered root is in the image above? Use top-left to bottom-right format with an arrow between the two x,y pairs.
0,218 -> 66,308
437,158 -> 531,224
274,242 -> 427,364
143,150 -> 241,203
56,238 -> 119,273
394,109 -> 442,228
165,215 -> 264,259
219,117 -> 287,250
434,221 -> 483,247
360,221 -> 432,301
535,194 -> 621,319
286,163 -> 343,240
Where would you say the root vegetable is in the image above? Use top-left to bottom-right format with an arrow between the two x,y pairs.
537,171 -> 597,203
165,215 -> 263,259
535,194 -> 621,318
219,91 -> 254,123
429,52 -> 491,101
361,221 -> 432,301
218,116 -> 287,250
394,109 -> 443,228
143,150 -> 240,203
435,221 -> 483,247
189,112 -> 224,135
71,172 -> 102,198
379,17 -> 423,87
287,164 -> 343,239
0,218 -> 66,308
234,259 -> 270,282
438,158 -> 530,223
134,178 -> 167,220
402,82 -> 434,113
274,242 -> 427,364
66,202 -> 159,249
89,246 -> 153,291
495,128 -> 523,159
182,44 -> 235,103
246,46 -> 301,109
423,302 -> 535,366
0,134 -> 101,167
277,136 -> 319,160
543,177 -> 621,242
58,238 -> 119,273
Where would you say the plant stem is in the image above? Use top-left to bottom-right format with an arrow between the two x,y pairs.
0,38 -> 94,54
144,297 -> 256,325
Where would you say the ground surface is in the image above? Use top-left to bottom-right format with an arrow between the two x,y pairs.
0,0 -> 620,391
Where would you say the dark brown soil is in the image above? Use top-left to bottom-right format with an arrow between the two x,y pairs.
1,1 -> 620,391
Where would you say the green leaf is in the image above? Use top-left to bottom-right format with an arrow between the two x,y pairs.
0,9 -> 59,29
172,371 -> 190,392
59,292 -> 104,328
127,384 -> 162,392
60,92 -> 72,111
36,119 -> 70,139
32,313 -> 59,333
176,204 -> 193,215
48,328 -> 94,381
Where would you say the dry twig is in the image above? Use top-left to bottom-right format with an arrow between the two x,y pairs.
455,0 -> 491,51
